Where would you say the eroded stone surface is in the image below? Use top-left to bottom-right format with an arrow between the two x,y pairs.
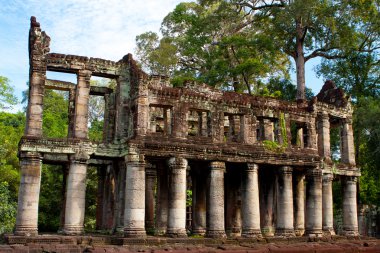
14,17 -> 364,241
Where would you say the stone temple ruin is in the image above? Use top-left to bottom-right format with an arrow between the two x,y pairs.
14,17 -> 361,240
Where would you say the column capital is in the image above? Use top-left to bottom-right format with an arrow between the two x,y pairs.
19,151 -> 42,160
306,168 -> 322,181
278,166 -> 292,175
246,163 -> 259,173
209,161 -> 226,171
322,173 -> 334,183
167,157 -> 188,170
342,117 -> 353,124
77,69 -> 92,79
344,176 -> 358,184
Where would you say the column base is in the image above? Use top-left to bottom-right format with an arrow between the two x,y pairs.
166,228 -> 187,238
206,230 -> 227,238
155,228 -> 167,236
261,226 -> 275,237
342,229 -> 359,237
305,229 -> 323,237
124,228 -> 146,238
62,225 -> 84,235
275,228 -> 295,237
294,229 -> 305,236
192,228 -> 206,236
14,225 -> 38,236
322,227 -> 335,236
241,229 -> 262,238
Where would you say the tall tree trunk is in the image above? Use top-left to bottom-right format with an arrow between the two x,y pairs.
295,20 -> 306,101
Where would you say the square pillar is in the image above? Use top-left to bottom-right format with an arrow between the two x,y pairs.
318,112 -> 331,162
341,118 -> 355,165
73,70 -> 91,139
145,163 -> 157,233
15,152 -> 42,236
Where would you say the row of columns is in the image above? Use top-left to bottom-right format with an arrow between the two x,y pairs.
123,157 -> 359,238
14,153 -> 359,237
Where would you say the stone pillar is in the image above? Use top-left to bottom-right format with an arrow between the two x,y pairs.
275,166 -> 294,236
167,157 -> 187,237
96,167 -> 106,230
206,161 -> 226,238
225,168 -> 241,238
74,70 -> 91,139
260,169 -> 275,236
124,150 -> 146,237
192,168 -> 207,235
241,163 -> 261,237
263,119 -> 274,141
305,169 -> 323,236
318,112 -> 331,161
342,176 -> 359,236
68,88 -> 76,138
15,152 -> 42,236
115,161 -> 126,233
293,174 -> 305,236
297,127 -> 304,148
322,174 -> 335,235
145,163 -> 157,233
156,162 -> 169,235
59,165 -> 69,232
341,118 -> 355,165
63,156 -> 88,234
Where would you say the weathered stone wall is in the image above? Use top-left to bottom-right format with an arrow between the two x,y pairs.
14,17 -> 365,240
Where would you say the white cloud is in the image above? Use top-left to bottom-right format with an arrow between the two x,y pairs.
0,0 -> 186,101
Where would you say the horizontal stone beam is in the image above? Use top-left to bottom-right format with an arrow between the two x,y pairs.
45,79 -> 75,91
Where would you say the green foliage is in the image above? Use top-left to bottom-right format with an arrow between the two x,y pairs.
89,119 -> 104,142
355,97 -> 380,206
42,90 -> 68,138
38,165 -> 64,232
84,167 -> 98,231
262,112 -> 288,153
0,76 -> 18,109
0,112 -> 24,201
186,189 -> 192,207
0,182 -> 17,234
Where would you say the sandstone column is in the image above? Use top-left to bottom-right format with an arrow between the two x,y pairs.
225,168 -> 241,237
263,119 -> 274,141
156,162 -> 169,235
275,166 -> 295,236
293,174 -> 305,236
124,150 -> 146,237
241,163 -> 261,237
260,169 -> 275,236
167,157 -> 187,237
341,118 -> 355,165
318,112 -> 331,161
305,169 -> 323,236
15,152 -> 42,236
206,161 -> 226,238
145,163 -> 157,233
63,156 -> 89,234
73,70 -> 91,139
342,176 -> 359,236
115,161 -> 126,233
322,173 -> 335,235
192,168 -> 207,235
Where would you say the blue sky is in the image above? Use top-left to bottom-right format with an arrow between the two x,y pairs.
0,0 -> 324,112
